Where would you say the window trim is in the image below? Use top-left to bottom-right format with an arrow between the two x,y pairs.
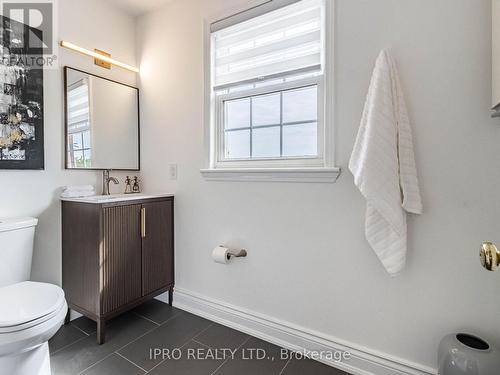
211,0 -> 304,33
202,0 -> 339,182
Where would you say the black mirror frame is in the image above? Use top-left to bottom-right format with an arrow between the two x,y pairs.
63,66 -> 140,171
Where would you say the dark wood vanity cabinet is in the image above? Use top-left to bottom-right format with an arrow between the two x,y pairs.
62,197 -> 174,344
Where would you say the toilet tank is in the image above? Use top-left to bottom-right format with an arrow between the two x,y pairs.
0,217 -> 38,288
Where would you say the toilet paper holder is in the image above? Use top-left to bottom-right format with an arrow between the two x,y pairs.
224,247 -> 248,260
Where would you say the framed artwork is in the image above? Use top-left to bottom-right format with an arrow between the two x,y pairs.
0,15 -> 44,170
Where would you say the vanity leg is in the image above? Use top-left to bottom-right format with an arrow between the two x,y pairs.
97,319 -> 106,345
168,287 -> 174,307
64,308 -> 71,325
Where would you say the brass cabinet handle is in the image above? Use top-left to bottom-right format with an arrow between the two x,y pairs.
141,208 -> 146,238
480,242 -> 500,271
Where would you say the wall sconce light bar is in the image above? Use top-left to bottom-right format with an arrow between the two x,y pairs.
60,41 -> 139,73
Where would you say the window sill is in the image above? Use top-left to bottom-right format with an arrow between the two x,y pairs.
200,167 -> 341,183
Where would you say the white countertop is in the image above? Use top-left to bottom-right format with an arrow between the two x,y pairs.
61,193 -> 174,204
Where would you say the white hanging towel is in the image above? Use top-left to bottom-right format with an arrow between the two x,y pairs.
349,50 -> 423,277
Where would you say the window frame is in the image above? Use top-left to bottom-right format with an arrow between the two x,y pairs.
215,75 -> 325,169
68,130 -> 92,168
202,0 -> 339,182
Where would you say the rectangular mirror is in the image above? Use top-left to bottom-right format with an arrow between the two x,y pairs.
64,67 -> 140,170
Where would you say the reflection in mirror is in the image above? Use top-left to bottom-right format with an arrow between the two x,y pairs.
64,67 -> 139,170
67,78 -> 91,168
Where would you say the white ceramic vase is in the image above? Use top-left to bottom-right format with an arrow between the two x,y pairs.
438,333 -> 500,375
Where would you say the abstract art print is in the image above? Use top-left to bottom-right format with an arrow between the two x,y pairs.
0,15 -> 44,169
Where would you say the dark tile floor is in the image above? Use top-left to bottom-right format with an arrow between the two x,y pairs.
49,300 -> 350,375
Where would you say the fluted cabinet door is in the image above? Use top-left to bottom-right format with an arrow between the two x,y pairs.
142,200 -> 174,296
101,204 -> 142,314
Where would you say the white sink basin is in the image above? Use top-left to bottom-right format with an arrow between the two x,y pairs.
85,194 -> 132,202
61,193 -> 174,204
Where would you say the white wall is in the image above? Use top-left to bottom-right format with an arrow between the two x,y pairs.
137,0 -> 500,370
0,0 -> 138,285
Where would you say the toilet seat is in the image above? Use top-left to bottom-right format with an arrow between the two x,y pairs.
0,296 -> 67,366
0,282 -> 66,334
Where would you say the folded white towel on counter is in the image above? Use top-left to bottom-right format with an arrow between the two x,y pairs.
60,190 -> 96,198
61,185 -> 96,198
349,50 -> 423,277
63,185 -> 95,192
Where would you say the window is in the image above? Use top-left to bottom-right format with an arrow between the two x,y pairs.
204,0 -> 338,181
67,79 -> 92,168
223,85 -> 319,160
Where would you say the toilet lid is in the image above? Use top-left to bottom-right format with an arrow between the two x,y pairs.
0,282 -> 65,330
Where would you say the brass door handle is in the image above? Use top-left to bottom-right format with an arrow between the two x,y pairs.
480,242 -> 500,271
141,208 -> 146,238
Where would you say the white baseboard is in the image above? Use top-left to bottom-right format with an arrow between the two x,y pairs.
69,310 -> 82,321
155,292 -> 170,304
173,288 -> 436,375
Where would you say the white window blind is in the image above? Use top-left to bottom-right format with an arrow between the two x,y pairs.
212,0 -> 323,91
67,79 -> 90,131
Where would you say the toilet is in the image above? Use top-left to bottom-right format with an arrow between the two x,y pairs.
0,218 -> 67,375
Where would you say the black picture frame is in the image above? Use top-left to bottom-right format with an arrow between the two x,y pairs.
0,15 -> 44,170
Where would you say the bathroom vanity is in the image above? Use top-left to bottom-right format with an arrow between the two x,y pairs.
61,194 -> 174,344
